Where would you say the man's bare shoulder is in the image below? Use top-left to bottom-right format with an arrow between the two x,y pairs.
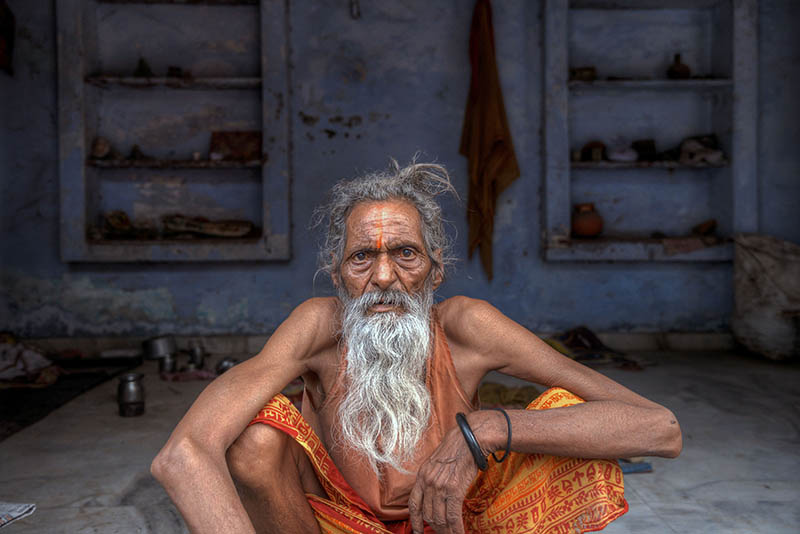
437,296 -> 504,347
292,296 -> 340,323
258,297 -> 340,361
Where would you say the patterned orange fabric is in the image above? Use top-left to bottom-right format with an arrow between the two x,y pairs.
249,387 -> 628,533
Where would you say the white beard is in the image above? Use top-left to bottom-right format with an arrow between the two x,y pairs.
336,284 -> 434,474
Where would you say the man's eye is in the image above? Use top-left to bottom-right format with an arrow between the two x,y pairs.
401,248 -> 415,258
354,252 -> 367,261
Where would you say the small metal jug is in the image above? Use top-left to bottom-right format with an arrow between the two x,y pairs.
159,352 -> 177,374
118,373 -> 145,417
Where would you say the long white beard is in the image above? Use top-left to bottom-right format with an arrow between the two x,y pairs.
336,284 -> 434,474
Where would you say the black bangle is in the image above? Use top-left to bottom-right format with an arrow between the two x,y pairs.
456,412 -> 488,470
489,408 -> 512,463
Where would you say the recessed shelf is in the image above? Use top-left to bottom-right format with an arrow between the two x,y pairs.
571,160 -> 728,170
546,236 -> 733,262
569,79 -> 732,91
88,159 -> 264,169
86,76 -> 261,90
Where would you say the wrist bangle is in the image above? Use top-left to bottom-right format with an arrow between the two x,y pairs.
489,407 -> 512,463
456,412 -> 488,470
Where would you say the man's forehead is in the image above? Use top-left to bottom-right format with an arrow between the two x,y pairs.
345,200 -> 424,246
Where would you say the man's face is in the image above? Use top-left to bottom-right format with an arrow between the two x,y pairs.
337,199 -> 439,312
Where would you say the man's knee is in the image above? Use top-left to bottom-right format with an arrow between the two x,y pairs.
227,423 -> 290,488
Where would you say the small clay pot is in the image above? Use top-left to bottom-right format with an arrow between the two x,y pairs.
666,53 -> 691,80
572,203 -> 603,238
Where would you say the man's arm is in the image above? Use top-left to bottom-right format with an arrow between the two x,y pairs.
409,297 -> 682,534
150,298 -> 336,534
443,296 -> 682,457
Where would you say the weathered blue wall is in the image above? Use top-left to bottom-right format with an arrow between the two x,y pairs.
1,0 -> 798,337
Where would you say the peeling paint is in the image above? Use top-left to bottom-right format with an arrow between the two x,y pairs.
0,270 -> 177,336
197,293 -> 249,326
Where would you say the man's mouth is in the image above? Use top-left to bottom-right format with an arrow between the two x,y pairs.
368,298 -> 404,313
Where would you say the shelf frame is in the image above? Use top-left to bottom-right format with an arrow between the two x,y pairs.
542,0 -> 758,262
85,76 -> 262,90
545,237 -> 733,262
571,160 -> 729,170
57,0 -> 291,262
96,0 -> 258,5
568,79 -> 733,91
88,158 -> 264,169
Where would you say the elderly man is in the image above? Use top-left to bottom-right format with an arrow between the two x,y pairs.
152,161 -> 682,534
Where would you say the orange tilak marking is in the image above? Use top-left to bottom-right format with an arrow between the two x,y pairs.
374,209 -> 384,249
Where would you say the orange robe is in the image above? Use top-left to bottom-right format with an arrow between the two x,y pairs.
250,388 -> 628,533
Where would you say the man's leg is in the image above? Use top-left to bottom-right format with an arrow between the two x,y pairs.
227,423 -> 327,534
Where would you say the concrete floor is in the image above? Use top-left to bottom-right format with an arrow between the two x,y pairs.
1,351 -> 798,533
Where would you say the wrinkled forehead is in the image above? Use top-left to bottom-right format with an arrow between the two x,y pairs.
344,199 -> 425,250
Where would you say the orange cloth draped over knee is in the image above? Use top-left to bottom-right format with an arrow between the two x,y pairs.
249,388 -> 628,534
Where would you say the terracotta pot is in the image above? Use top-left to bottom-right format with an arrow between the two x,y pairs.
572,203 -> 603,238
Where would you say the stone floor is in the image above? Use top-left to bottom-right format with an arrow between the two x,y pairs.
1,350 -> 798,533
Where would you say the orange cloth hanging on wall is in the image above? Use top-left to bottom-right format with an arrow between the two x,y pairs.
460,0 -> 520,280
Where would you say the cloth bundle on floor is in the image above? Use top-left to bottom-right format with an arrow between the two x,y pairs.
250,388 -> 628,534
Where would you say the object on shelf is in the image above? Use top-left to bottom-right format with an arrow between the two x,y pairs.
607,139 -> 638,163
569,66 -> 596,82
691,219 -> 717,236
0,0 -> 15,76
101,210 -> 158,240
209,131 -> 262,161
162,214 -> 254,238
572,203 -> 603,238
90,136 -> 122,160
666,53 -> 691,80
349,0 -> 361,19
192,151 -> 202,161
679,135 -> 724,166
128,144 -> 149,160
570,149 -> 582,162
133,57 -> 154,78
580,141 -> 606,162
631,139 -> 657,162
662,236 -> 707,256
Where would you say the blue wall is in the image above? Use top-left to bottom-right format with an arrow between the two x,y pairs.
1,0 -> 798,337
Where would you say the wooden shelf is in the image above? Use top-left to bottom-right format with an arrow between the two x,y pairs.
545,236 -> 733,262
571,160 -> 728,170
88,159 -> 263,169
569,79 -> 732,91
86,76 -> 261,90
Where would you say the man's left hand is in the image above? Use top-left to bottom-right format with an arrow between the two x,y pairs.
408,425 -> 481,534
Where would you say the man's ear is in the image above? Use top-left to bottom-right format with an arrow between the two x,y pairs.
431,249 -> 444,290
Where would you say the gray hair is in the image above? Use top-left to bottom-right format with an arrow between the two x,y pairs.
314,159 -> 458,284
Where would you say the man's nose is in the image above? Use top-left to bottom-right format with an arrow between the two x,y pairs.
372,252 -> 398,290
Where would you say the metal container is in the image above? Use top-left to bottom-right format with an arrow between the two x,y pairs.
189,340 -> 205,369
118,373 -> 145,417
215,357 -> 240,375
159,352 -> 177,374
142,335 -> 176,360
